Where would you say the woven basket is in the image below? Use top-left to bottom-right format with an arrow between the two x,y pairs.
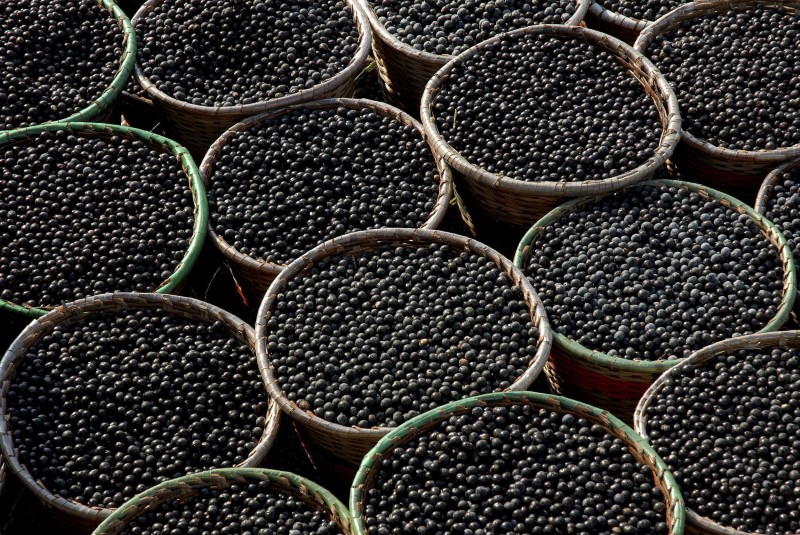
421,24 -> 681,229
513,179 -> 797,422
0,292 -> 281,531
200,98 -> 453,301
0,121 -> 207,319
634,330 -> 800,535
92,468 -> 351,535
585,1 -> 652,44
255,227 -> 553,467
355,0 -> 590,112
350,391 -> 685,535
15,0 -> 138,129
131,0 -> 372,159
634,0 -> 800,196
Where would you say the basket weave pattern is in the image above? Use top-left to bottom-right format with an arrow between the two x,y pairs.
131,0 -> 373,158
255,228 -> 553,467
92,468 -> 352,535
350,391 -> 685,535
513,179 -> 797,422
421,24 -> 682,228
0,122 -> 208,319
0,293 -> 281,530
634,330 -> 800,535
200,98 -> 453,301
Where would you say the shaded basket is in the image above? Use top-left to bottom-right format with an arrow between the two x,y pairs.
634,330 -> 800,535
585,1 -> 652,44
200,98 -> 453,300
255,228 -> 553,467
0,292 -> 282,531
23,0 -> 138,129
755,158 -> 800,320
92,468 -> 351,535
355,0 -> 589,112
422,24 -> 682,229
513,179 -> 797,422
634,0 -> 800,197
0,121 -> 207,319
350,391 -> 685,535
131,0 -> 372,159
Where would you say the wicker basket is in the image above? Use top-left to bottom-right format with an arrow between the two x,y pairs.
255,227 -> 553,467
0,121 -> 208,319
92,468 -> 351,535
513,179 -> 797,422
634,330 -> 800,535
421,24 -> 682,229
350,391 -> 685,535
0,292 -> 281,531
634,0 -> 800,196
0,460 -> 5,498
200,98 -> 453,300
585,1 -> 653,44
355,0 -> 590,112
131,0 -> 372,159
14,0 -> 138,129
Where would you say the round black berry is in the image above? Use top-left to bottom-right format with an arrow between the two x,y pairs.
135,0 -> 363,107
0,128 -> 198,311
429,29 -> 666,183
206,104 -> 445,267
2,299 -> 274,510
639,5 -> 800,151
520,183 -> 787,361
358,397 -> 676,534
260,231 -> 546,429
596,0 -> 689,24
760,165 -> 800,293
642,342 -> 800,533
0,0 -> 126,130
372,0 -> 582,56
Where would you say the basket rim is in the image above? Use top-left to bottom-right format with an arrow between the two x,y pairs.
0,121 -> 209,318
199,97 -> 453,278
0,292 -> 280,524
754,158 -> 800,214
92,467 -> 351,535
349,391 -> 686,535
254,227 -> 553,442
420,24 -> 682,197
131,0 -> 372,116
512,178 -> 798,373
355,0 -> 590,65
633,330 -> 800,535
587,0 -> 651,30
50,0 -> 138,126
634,0 -> 800,164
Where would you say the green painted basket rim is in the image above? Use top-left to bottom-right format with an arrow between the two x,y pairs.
349,391 -> 686,535
0,121 -> 208,318
513,178 -> 798,374
26,0 -> 138,128
93,468 -> 351,535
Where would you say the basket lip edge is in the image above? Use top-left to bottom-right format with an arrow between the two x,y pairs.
512,178 -> 797,373
753,158 -> 800,214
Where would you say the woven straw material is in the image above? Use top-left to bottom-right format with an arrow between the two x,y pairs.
92,468 -> 352,535
634,330 -> 800,535
355,0 -> 590,112
0,460 -> 4,498
31,0 -> 138,129
0,292 -> 281,531
585,1 -> 652,44
421,24 -> 682,229
350,391 -> 685,535
0,122 -> 208,319
131,0 -> 373,159
200,98 -> 453,301
513,179 -> 797,422
634,0 -> 800,192
255,227 -> 553,467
